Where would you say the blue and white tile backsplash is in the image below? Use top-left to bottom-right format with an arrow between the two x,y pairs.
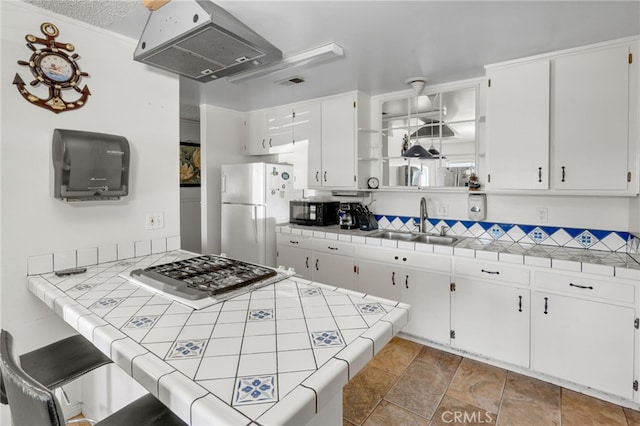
374,215 -> 630,253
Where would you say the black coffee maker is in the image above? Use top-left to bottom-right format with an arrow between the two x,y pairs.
338,202 -> 361,229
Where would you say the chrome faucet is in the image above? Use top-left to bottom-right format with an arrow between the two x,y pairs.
419,197 -> 428,233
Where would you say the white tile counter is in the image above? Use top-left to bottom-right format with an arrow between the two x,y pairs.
27,250 -> 409,426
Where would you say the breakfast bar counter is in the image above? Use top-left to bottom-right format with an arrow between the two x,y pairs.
27,250 -> 410,425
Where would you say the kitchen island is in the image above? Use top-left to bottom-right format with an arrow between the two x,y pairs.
27,250 -> 409,425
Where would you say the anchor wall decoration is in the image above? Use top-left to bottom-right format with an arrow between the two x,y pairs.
13,22 -> 90,114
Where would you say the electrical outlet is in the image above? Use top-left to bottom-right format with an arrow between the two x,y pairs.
437,204 -> 449,217
536,207 -> 548,224
145,212 -> 164,230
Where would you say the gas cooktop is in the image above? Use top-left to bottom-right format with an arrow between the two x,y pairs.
125,255 -> 290,309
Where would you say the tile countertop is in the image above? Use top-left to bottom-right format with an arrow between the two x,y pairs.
278,224 -> 640,278
27,250 -> 409,426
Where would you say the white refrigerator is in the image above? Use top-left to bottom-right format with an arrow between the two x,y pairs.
220,163 -> 300,267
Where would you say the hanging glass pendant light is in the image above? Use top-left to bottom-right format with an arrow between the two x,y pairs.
402,77 -> 433,159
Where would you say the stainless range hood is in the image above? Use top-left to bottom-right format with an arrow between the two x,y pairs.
134,0 -> 282,82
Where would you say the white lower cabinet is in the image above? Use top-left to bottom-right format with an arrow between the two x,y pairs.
452,259 -> 531,367
276,244 -> 312,280
276,230 -> 640,403
531,291 -> 636,400
312,251 -> 355,291
357,246 -> 451,344
452,278 -> 530,367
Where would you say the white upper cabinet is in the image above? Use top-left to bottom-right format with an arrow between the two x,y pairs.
485,39 -> 637,194
552,45 -> 631,191
486,60 -> 550,189
245,110 -> 269,155
308,92 -> 369,189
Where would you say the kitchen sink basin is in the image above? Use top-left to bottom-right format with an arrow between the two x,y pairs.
368,230 -> 416,241
368,230 -> 459,246
411,234 -> 458,246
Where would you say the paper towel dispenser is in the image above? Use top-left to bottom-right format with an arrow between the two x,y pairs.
52,129 -> 130,201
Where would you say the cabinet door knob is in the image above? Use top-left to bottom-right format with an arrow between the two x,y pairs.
394,256 -> 399,260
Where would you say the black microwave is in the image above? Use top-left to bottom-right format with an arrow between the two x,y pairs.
289,201 -> 339,226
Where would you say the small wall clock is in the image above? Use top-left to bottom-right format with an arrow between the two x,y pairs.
13,22 -> 90,114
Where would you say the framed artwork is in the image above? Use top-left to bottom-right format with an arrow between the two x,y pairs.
180,142 -> 201,187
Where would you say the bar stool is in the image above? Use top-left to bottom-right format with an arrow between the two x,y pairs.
0,332 -> 112,406
1,330 -> 186,426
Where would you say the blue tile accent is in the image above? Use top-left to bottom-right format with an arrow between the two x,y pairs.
310,330 -> 345,348
125,315 -> 159,328
373,214 -> 630,253
248,309 -> 274,321
399,216 -> 413,224
166,339 -> 206,359
356,303 -> 386,315
234,375 -> 277,405
89,297 -> 124,309
299,288 -> 323,297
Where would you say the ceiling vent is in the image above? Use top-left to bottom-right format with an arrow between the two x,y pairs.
134,0 -> 282,82
277,76 -> 305,86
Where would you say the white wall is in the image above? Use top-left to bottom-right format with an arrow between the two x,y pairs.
200,105 -> 246,254
1,2 -> 180,422
369,191 -> 632,231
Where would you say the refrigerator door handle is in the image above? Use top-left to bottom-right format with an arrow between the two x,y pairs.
253,205 -> 259,243
221,175 -> 227,193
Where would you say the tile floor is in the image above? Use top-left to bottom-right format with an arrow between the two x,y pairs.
343,337 -> 640,426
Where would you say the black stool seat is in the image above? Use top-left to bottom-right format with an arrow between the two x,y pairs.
97,394 -> 185,425
19,334 -> 112,389
1,330 -> 186,426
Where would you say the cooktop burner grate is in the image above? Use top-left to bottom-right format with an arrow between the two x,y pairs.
129,255 -> 277,300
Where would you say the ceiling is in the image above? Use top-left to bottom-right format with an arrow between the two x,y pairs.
22,1 -> 640,116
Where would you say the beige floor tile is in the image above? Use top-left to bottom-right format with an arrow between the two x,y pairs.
368,337 -> 423,377
446,358 -> 507,414
363,400 -> 429,426
496,372 -> 560,426
561,389 -> 627,426
343,364 -> 398,425
625,407 -> 640,426
430,395 -> 496,426
344,418 -> 358,426
384,355 -> 458,419
415,345 -> 462,371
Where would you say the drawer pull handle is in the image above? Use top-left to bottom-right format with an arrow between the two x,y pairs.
544,297 -> 549,315
481,269 -> 500,275
392,271 -> 396,286
305,257 -> 309,268
569,283 -> 594,290
518,295 -> 522,312
315,259 -> 319,271
328,246 -> 338,251
289,240 -> 299,244
405,275 -> 409,289
394,256 -> 399,260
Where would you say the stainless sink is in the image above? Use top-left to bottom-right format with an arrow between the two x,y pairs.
368,230 -> 459,246
368,230 -> 416,241
411,234 -> 458,246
